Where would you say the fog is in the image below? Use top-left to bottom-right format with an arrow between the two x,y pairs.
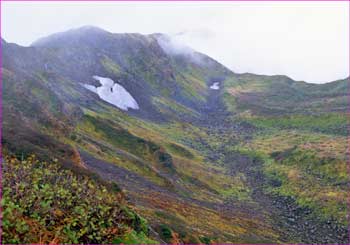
156,34 -> 206,65
2,1 -> 349,83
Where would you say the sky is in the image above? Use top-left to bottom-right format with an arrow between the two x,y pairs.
1,1 -> 349,83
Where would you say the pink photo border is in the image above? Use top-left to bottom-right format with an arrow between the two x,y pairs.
0,0 -> 349,244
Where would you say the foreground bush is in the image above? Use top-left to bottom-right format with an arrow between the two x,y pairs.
2,155 -> 156,244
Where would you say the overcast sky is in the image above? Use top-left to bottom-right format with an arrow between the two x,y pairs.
2,1 -> 349,83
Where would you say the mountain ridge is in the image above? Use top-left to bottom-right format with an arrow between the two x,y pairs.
3,25 -> 348,85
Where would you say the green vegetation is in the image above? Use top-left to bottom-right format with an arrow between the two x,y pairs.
113,230 -> 155,244
101,56 -> 122,76
77,114 -> 177,173
242,113 -> 348,135
152,97 -> 200,118
2,155 -> 156,244
239,130 -> 348,225
174,73 -> 206,102
223,74 -> 349,115
158,224 -> 173,242
79,115 -> 160,159
165,142 -> 195,159
221,74 -> 349,229
220,172 -> 251,201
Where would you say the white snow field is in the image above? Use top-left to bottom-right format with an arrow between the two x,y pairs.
210,82 -> 220,90
83,76 -> 139,111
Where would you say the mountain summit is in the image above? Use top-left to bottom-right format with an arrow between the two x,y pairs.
31,26 -> 113,48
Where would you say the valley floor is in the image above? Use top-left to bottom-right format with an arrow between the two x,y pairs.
80,88 -> 349,244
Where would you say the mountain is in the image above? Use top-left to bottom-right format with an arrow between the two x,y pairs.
2,26 -> 231,158
223,73 -> 349,115
2,26 -> 349,244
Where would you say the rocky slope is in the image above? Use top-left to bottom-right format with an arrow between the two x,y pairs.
2,26 -> 349,244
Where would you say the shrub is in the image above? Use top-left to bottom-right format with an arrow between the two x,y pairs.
158,224 -> 173,242
2,154 -> 155,244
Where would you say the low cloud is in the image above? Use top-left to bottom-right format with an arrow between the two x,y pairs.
156,34 -> 206,65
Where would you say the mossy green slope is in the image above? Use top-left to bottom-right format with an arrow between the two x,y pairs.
223,74 -> 349,238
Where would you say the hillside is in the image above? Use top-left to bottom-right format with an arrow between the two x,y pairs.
1,26 -> 349,244
2,154 -> 156,244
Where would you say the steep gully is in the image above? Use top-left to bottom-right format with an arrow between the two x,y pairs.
81,79 -> 348,243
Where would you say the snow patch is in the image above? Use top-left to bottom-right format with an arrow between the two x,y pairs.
83,76 -> 139,111
210,82 -> 220,90
83,84 -> 97,93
